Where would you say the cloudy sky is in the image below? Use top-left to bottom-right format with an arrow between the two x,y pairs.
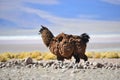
0,0 -> 120,37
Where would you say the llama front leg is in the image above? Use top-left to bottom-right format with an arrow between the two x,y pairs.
81,54 -> 88,62
56,55 -> 64,61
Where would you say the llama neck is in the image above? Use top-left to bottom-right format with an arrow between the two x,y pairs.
41,30 -> 54,47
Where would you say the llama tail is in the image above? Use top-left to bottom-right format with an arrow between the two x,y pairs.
80,33 -> 90,43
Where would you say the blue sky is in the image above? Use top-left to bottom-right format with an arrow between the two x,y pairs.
0,0 -> 120,36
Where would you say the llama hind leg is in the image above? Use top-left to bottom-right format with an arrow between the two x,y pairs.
73,54 -> 80,63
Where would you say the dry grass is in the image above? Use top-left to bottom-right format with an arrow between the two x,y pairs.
0,51 -> 120,62
86,51 -> 120,59
42,52 -> 56,60
0,51 -> 56,62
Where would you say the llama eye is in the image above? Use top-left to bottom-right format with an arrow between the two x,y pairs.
58,37 -> 63,42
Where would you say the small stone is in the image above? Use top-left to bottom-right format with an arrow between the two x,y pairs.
0,62 -> 3,66
71,69 -> 80,74
38,61 -> 44,67
24,57 -> 33,65
45,60 -> 54,68
116,64 -> 120,69
32,64 -> 37,68
21,59 -> 25,62
85,61 -> 90,66
47,60 -> 54,66
92,62 -> 98,66
77,63 -> 83,69
81,62 -> 85,66
111,67 -> 116,70
62,65 -> 68,69
63,62 -> 70,68
73,63 -> 78,69
0,62 -> 4,68
14,60 -> 18,65
6,63 -> 11,67
62,68 -> 68,73
68,62 -> 74,69
83,65 -> 88,69
97,63 -> 104,68
57,61 -> 63,68
26,64 -> 32,68
92,62 -> 103,68
52,61 -> 63,69
43,61 -> 52,68
53,65 -> 58,69
15,66 -> 21,69
1,63 -> 6,68
45,64 -> 51,68
92,66 -> 97,69
21,62 -> 25,66
108,63 -> 113,68
103,62 -> 108,67
107,67 -> 112,69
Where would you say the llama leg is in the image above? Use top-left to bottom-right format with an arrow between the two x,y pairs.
57,56 -> 64,61
73,54 -> 80,63
82,54 -> 88,62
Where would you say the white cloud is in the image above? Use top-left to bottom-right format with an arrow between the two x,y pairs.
101,0 -> 120,5
78,14 -> 100,19
0,0 -> 59,30
22,7 -> 120,35
23,0 -> 59,5
0,1 -> 39,29
0,0 -> 59,7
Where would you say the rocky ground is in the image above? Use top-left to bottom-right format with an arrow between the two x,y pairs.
0,58 -> 120,80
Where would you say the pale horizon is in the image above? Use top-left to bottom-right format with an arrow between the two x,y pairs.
0,34 -> 120,43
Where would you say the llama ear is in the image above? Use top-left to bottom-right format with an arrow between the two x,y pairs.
41,25 -> 44,28
41,25 -> 46,29
39,25 -> 44,33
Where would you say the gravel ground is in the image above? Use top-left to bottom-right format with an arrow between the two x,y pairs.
0,58 -> 120,80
